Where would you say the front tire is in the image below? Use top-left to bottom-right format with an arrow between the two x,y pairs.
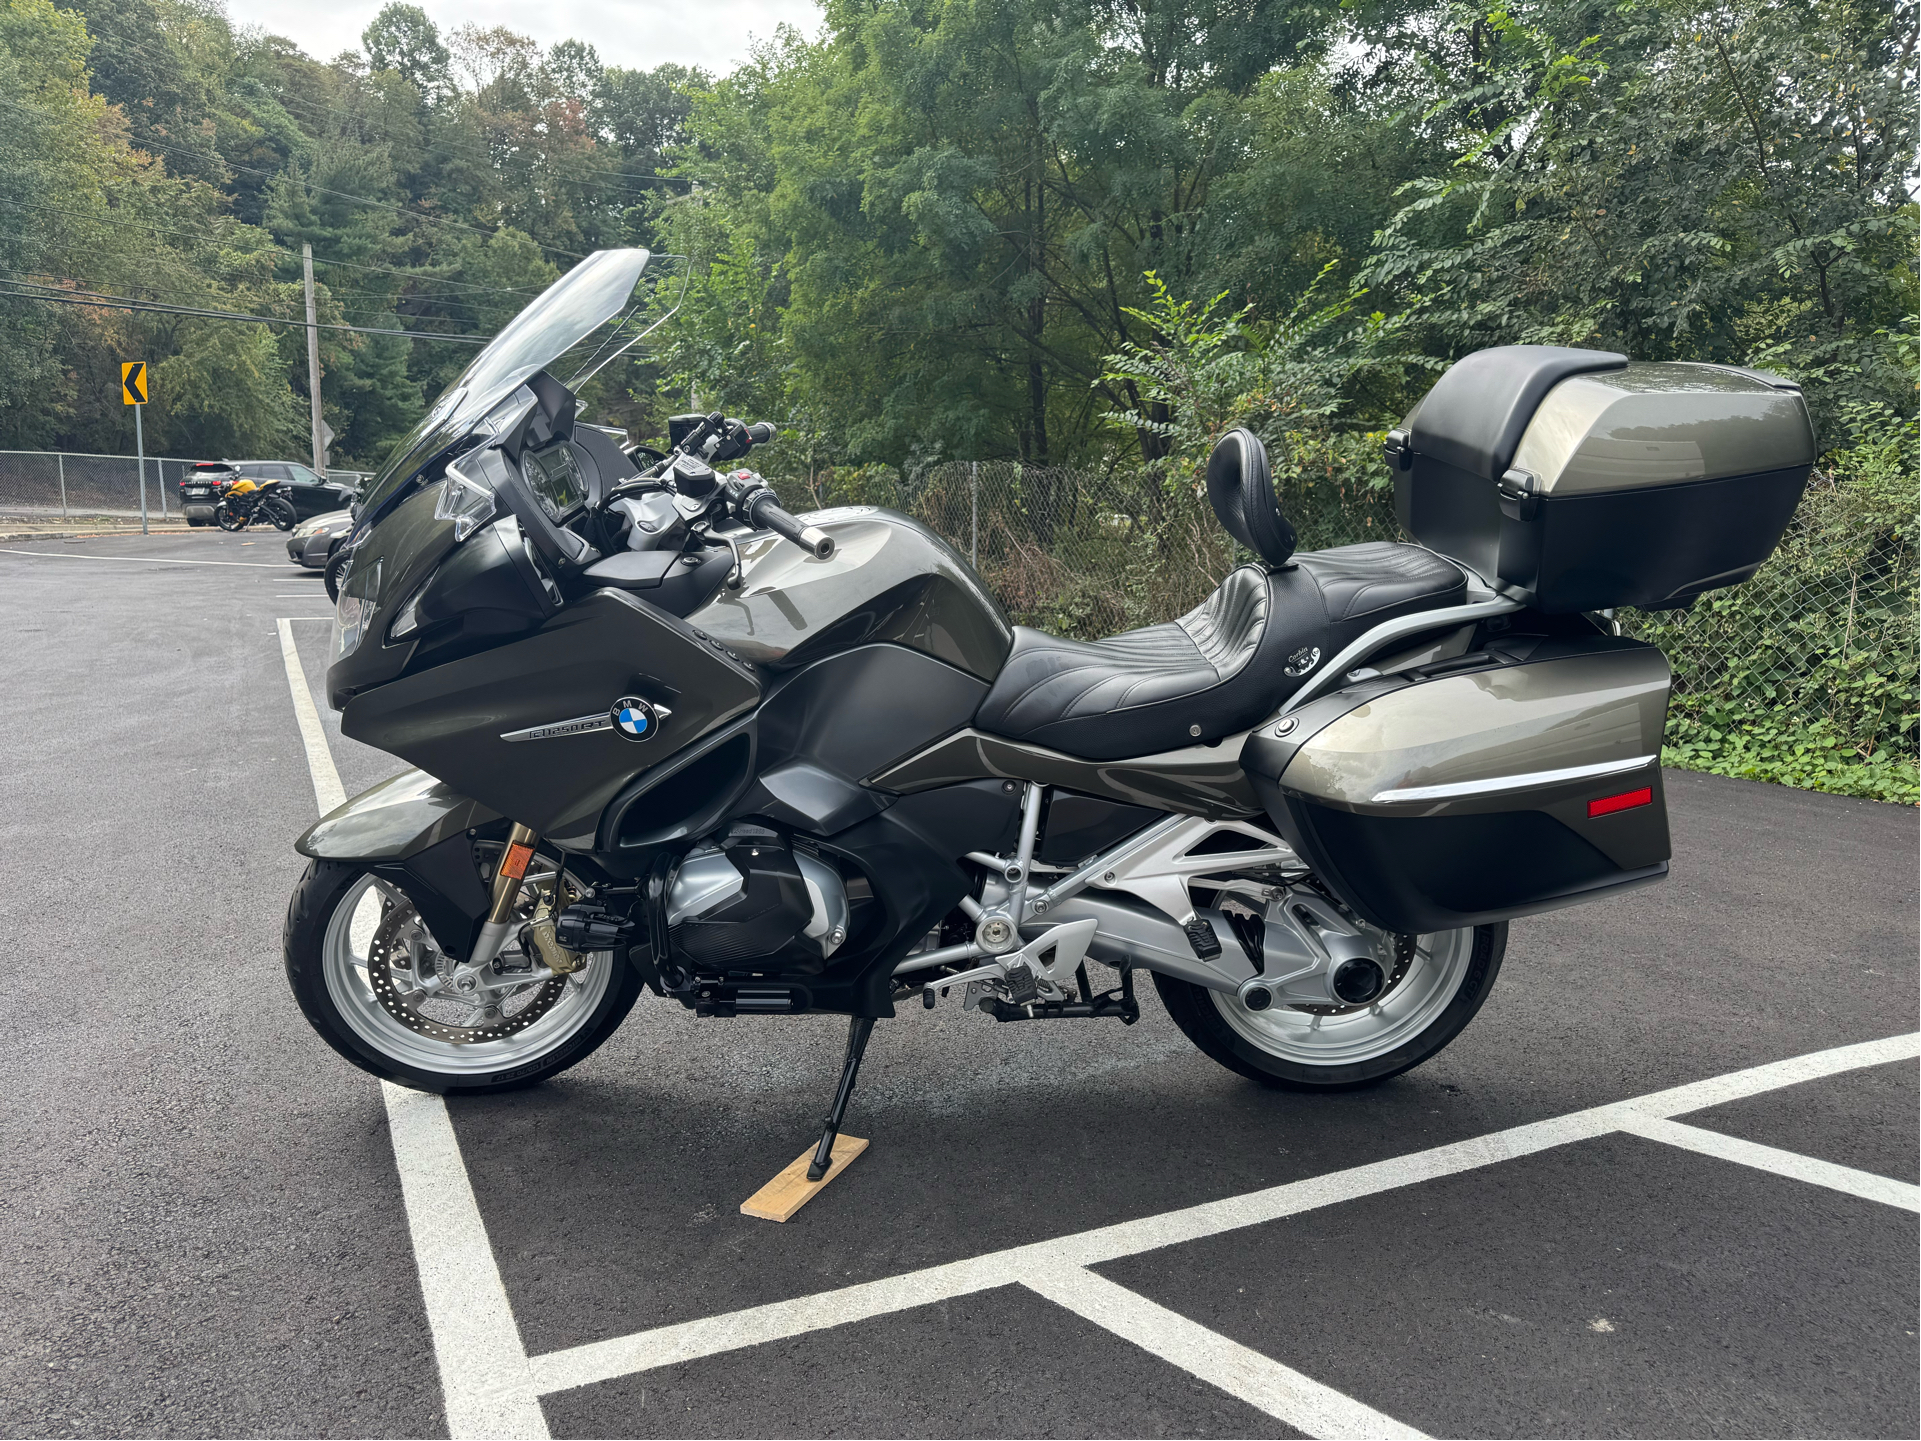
214,502 -> 246,531
1156,922 -> 1505,1091
322,546 -> 351,602
284,860 -> 643,1094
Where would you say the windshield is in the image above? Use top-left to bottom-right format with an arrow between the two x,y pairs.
354,248 -> 651,523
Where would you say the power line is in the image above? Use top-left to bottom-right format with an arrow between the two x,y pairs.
0,258 -> 500,327
0,92 -> 589,263
1,280 -> 492,344
0,195 -> 549,300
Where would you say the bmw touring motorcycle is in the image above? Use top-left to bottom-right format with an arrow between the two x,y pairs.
286,249 -> 1815,1176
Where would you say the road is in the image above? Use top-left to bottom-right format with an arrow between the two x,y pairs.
1,529 -> 1914,1439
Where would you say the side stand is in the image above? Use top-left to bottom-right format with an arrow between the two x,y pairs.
808,1015 -> 875,1181
740,1015 -> 877,1222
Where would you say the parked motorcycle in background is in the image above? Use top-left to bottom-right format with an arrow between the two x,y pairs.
214,478 -> 296,532
282,249 -> 1815,1181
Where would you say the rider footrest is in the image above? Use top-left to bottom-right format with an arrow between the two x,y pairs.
1002,960 -> 1038,1005
1184,918 -> 1223,960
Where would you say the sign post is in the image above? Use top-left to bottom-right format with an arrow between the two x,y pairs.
122,361 -> 149,535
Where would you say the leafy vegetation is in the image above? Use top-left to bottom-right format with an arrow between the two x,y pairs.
2,0 -> 1913,797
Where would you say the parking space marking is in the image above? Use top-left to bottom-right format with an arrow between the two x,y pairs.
1025,1264 -> 1428,1439
0,547 -> 288,567
273,617 -> 1921,1440
277,618 -> 549,1441
1617,1114 -> 1921,1212
529,1032 -> 1919,1407
384,1085 -> 551,1440
276,619 -> 344,813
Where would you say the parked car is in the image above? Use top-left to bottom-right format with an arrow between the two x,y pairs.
287,509 -> 356,595
178,460 -> 355,527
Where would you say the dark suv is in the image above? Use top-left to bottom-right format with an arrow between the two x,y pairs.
177,460 -> 356,527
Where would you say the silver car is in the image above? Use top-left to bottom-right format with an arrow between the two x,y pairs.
286,508 -> 354,572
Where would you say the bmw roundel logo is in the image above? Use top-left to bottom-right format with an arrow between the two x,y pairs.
610,695 -> 662,742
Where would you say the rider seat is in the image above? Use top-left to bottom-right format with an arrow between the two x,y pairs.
973,429 -> 1466,760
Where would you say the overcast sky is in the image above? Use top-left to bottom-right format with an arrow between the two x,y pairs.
222,0 -> 823,74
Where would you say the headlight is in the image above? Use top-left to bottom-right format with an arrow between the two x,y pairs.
331,557 -> 381,662
435,463 -> 497,541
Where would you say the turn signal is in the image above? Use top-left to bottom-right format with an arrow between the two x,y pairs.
1588,787 -> 1653,818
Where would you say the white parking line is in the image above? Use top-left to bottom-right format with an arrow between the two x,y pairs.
1025,1264 -> 1429,1439
0,546 -> 289,567
273,617 -> 1921,1440
528,1030 -> 1921,1404
276,619 -> 345,814
383,1086 -> 550,1439
276,618 -> 551,1441
1618,1114 -> 1921,1212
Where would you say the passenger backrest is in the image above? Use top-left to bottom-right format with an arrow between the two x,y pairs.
1205,428 -> 1296,569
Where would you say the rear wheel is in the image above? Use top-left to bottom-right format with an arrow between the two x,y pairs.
1156,922 -> 1505,1091
259,496 -> 296,531
284,859 -> 642,1094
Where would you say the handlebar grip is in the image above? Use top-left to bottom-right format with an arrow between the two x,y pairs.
745,421 -> 778,445
747,491 -> 835,559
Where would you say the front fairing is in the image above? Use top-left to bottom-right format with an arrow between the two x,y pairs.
325,482 -> 456,706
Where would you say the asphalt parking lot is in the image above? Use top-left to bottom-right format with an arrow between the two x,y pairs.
2,528 -> 1915,1440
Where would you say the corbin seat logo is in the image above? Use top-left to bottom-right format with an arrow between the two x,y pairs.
1284,645 -> 1321,678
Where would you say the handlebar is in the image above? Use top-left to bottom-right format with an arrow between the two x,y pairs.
742,486 -> 835,560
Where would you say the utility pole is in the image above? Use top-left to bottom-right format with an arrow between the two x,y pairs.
302,243 -> 325,477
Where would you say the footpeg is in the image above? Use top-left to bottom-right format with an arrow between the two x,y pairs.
1184,917 -> 1222,960
1002,960 -> 1038,1005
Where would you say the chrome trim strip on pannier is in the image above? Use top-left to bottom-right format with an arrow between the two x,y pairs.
1370,753 -> 1655,804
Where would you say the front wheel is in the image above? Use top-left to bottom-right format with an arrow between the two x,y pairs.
284,860 -> 643,1093
214,502 -> 246,531
322,546 -> 351,602
1156,922 -> 1505,1091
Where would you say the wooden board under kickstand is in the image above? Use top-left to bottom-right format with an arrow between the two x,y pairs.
740,1135 -> 869,1221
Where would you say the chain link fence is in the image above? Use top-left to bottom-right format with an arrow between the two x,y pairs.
0,449 -> 195,522
781,454 -> 1916,802
0,450 -> 372,525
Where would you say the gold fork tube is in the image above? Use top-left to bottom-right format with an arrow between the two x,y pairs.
487,823 -> 540,923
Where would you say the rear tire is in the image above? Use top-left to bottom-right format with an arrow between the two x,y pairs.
260,497 -> 296,531
284,859 -> 643,1094
1156,922 -> 1505,1091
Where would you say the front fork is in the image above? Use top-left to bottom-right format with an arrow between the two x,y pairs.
469,823 -> 540,970
463,823 -> 585,977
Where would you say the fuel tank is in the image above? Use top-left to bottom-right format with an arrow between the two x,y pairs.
685,507 -> 1013,681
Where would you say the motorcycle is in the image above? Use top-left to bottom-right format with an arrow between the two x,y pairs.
214,477 -> 296,532
284,249 -> 1815,1182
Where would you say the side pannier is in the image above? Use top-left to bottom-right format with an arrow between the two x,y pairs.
1242,630 -> 1672,933
1386,345 -> 1815,612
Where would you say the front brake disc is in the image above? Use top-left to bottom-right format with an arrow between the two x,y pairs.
366,900 -> 568,1045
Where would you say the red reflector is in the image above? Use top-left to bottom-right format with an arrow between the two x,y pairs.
1588,787 -> 1653,819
